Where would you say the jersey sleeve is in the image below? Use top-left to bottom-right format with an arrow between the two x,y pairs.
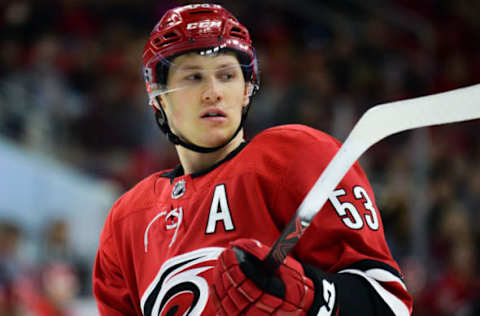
257,125 -> 413,315
93,206 -> 138,316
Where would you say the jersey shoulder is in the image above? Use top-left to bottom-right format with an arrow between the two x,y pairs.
253,124 -> 340,146
249,124 -> 341,159
107,169 -> 171,224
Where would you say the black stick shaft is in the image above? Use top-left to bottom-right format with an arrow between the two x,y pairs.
263,216 -> 307,270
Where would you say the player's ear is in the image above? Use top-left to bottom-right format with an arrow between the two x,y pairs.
242,83 -> 252,107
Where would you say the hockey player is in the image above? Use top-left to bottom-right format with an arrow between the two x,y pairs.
93,4 -> 413,315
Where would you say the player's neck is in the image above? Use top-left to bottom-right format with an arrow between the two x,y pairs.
176,131 -> 245,175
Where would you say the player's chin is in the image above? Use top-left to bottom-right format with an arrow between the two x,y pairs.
197,129 -> 235,148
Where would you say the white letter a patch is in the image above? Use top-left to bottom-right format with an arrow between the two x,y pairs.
206,184 -> 234,234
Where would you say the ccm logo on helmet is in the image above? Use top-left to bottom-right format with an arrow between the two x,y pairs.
185,4 -> 221,9
187,20 -> 222,30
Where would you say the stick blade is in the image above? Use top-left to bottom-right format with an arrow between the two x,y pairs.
354,83 -> 480,147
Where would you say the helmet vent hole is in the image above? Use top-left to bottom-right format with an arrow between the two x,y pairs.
230,27 -> 245,38
189,10 -> 214,15
164,32 -> 177,39
152,33 -> 179,48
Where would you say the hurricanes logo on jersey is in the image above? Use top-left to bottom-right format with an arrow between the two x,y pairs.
141,247 -> 224,316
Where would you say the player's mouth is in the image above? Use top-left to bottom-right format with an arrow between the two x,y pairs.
200,108 -> 227,122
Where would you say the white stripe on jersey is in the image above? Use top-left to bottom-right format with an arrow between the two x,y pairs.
339,268 -> 410,316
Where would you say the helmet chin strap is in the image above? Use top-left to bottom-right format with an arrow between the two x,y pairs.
155,106 -> 246,154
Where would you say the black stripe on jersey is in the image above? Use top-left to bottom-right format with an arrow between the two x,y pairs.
143,257 -> 198,316
304,263 -> 397,316
160,165 -> 185,184
343,259 -> 404,281
159,142 -> 247,183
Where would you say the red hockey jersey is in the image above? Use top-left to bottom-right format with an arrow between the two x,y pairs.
93,124 -> 412,315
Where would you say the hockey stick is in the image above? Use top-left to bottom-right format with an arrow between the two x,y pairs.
263,83 -> 480,270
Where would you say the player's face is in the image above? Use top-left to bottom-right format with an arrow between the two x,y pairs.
159,52 -> 250,148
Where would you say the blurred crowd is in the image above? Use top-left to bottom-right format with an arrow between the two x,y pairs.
0,219 -> 87,315
1,0 -> 479,315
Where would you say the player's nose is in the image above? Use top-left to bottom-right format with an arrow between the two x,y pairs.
201,76 -> 223,104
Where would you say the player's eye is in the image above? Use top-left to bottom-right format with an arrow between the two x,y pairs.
184,73 -> 203,81
217,71 -> 236,81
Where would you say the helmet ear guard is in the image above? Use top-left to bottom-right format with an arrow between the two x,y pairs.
246,82 -> 255,97
153,103 -> 169,134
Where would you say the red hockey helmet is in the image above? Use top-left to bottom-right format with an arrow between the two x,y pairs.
142,3 -> 259,100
